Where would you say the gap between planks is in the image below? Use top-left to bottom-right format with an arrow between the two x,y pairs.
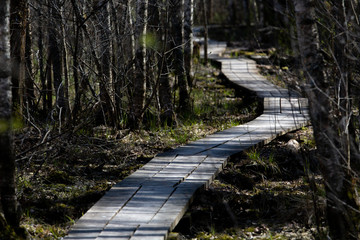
64,42 -> 310,240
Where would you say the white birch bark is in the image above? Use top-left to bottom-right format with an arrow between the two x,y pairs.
0,0 -> 20,228
0,0 -> 11,125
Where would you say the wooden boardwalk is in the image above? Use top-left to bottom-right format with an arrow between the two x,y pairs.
64,43 -> 309,240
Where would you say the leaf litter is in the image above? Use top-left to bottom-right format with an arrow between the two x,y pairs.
14,58 -> 326,239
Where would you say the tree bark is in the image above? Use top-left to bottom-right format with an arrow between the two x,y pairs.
37,6 -> 47,115
60,4 -> 71,122
263,0 -> 275,26
208,0 -> 213,23
0,0 -> 21,229
184,0 -> 193,88
10,0 -> 28,113
45,49 -> 52,112
49,0 -> 65,112
110,0 -> 129,127
202,0 -> 208,64
157,0 -> 174,124
129,0 -> 148,128
109,0 -> 121,127
256,0 -> 264,27
170,0 -> 190,113
227,0 -> 237,24
243,0 -> 251,28
70,0 -> 87,123
96,0 -> 115,126
293,1 -> 359,239
24,8 -> 35,114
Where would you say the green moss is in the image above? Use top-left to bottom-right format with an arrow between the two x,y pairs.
196,232 -> 237,240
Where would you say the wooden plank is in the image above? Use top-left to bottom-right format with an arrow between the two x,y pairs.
65,41 -> 310,240
96,224 -> 138,240
130,224 -> 169,240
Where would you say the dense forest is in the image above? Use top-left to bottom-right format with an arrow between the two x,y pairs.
1,0 -> 360,239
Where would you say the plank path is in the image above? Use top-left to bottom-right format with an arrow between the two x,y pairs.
64,41 -> 310,240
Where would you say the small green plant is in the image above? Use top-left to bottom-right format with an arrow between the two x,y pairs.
49,227 -> 61,239
18,176 -> 32,189
170,128 -> 189,145
247,149 -> 261,162
65,215 -> 75,225
268,152 -> 275,164
303,136 -> 316,148
246,149 -> 280,174
196,232 -> 235,240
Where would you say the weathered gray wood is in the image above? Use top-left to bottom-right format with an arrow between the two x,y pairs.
64,41 -> 309,240
96,224 -> 139,239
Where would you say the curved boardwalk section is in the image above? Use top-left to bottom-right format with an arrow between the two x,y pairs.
64,44 -> 309,240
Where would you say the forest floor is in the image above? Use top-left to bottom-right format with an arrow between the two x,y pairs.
13,49 -> 326,239
173,126 -> 325,240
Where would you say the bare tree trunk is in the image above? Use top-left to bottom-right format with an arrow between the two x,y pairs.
331,0 -> 349,117
0,0 -> 21,229
330,0 -> 355,172
49,0 -> 65,113
110,0 -> 130,127
159,62 -> 174,123
10,0 -> 27,113
37,7 -> 47,115
60,4 -> 71,122
227,0 -> 237,24
184,0 -> 193,88
129,0 -> 148,128
243,0 -> 251,28
109,0 -> 124,127
45,51 -> 52,111
256,0 -> 264,27
24,8 -> 34,114
293,1 -> 359,239
158,0 -> 174,124
208,0 -> 213,23
97,0 -> 115,126
144,0 -> 158,115
70,0 -> 85,123
202,0 -> 208,64
285,1 -> 298,56
170,0 -> 190,113
263,0 -> 274,26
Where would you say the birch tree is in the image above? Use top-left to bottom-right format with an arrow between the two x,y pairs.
0,0 -> 21,231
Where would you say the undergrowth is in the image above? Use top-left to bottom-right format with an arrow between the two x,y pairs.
174,129 -> 325,240
14,63 -> 259,239
171,50 -> 326,240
